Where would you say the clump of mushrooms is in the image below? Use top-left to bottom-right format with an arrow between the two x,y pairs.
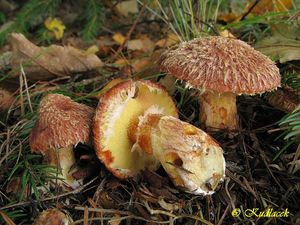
93,79 -> 225,195
29,94 -> 94,189
159,36 -> 281,131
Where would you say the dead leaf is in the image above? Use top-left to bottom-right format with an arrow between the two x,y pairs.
219,0 -> 293,23
158,74 -> 177,95
255,36 -> 300,63
112,33 -> 126,45
219,30 -> 236,38
255,22 -> 300,63
96,78 -> 126,99
131,57 -> 152,73
115,0 -> 138,17
85,45 -> 99,55
114,58 -> 129,67
127,36 -> 155,52
156,33 -> 180,48
10,33 -> 103,80
218,12 -> 239,23
249,0 -> 293,15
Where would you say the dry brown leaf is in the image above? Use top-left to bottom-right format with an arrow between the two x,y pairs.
249,0 -> 293,15
219,0 -> 293,23
10,33 -> 103,79
158,74 -> 177,95
131,57 -> 152,73
127,37 -> 155,52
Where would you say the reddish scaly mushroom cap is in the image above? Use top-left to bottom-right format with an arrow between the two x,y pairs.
159,36 -> 281,95
29,93 -> 94,154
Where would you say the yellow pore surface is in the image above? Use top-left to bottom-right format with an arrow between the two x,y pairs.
102,81 -> 177,176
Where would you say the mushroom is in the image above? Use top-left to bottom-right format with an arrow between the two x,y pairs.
94,79 -> 225,195
134,112 -> 225,195
33,209 -> 72,225
93,80 -> 178,178
29,94 -> 94,188
159,36 -> 281,130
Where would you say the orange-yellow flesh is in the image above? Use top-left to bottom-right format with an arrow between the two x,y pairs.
199,91 -> 238,130
101,81 -> 177,176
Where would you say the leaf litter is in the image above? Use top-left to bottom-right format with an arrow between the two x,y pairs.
0,2 -> 299,225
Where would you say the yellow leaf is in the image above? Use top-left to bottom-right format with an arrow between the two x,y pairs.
114,58 -> 129,67
44,17 -> 65,40
156,33 -> 180,48
115,0 -> 138,17
85,45 -> 99,55
112,33 -> 126,45
219,30 -> 235,38
97,78 -> 126,99
218,12 -> 239,23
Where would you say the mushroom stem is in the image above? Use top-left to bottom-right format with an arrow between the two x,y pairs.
199,91 -> 238,131
45,147 -> 79,188
132,113 -> 225,195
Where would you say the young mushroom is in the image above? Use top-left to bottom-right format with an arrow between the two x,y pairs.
159,36 -> 281,131
29,94 -> 94,189
94,80 -> 225,195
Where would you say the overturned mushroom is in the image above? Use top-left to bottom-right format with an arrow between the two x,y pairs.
29,94 -> 94,189
93,80 -> 178,178
94,80 -> 225,195
159,36 -> 281,131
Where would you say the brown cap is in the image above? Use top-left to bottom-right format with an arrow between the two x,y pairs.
29,94 -> 94,154
159,36 -> 281,95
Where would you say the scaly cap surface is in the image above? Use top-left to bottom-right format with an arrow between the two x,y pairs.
159,36 -> 281,95
29,94 -> 94,154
